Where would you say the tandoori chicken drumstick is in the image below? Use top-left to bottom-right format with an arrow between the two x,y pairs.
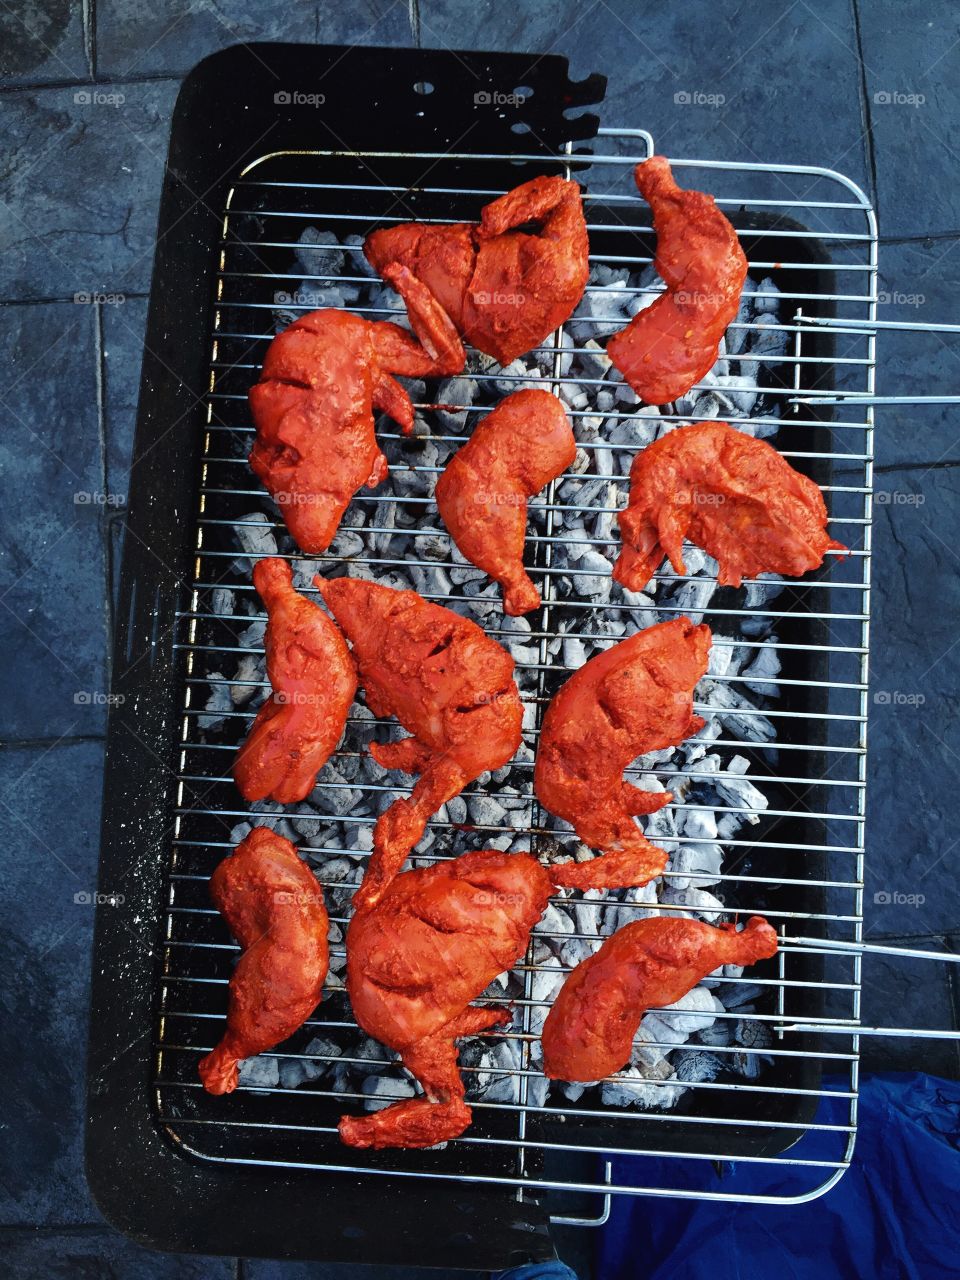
364,176 -> 589,366
434,388 -> 576,615
198,827 -> 329,1095
233,558 -> 357,804
607,156 -> 748,405
339,848 -> 553,1149
535,618 -> 711,890
315,577 -> 524,911
541,915 -> 778,1082
249,264 -> 464,553
613,420 -> 846,593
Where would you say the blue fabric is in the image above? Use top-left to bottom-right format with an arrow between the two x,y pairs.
597,1073 -> 960,1280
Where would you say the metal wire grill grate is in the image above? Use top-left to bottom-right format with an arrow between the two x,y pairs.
153,128 -> 873,1210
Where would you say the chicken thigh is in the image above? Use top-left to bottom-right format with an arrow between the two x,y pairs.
315,578 -> 523,910
542,915 -> 778,1082
233,558 -> 357,803
365,176 -> 588,366
434,388 -> 576,615
249,264 -> 464,553
607,156 -> 748,405
535,618 -> 711,890
198,827 -> 329,1095
340,848 -> 553,1148
614,420 -> 845,592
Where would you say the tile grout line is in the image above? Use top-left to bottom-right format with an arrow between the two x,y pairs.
833,460 -> 960,477
880,230 -> 960,245
850,0 -> 879,218
874,460 -> 960,475
82,0 -> 97,79
0,71 -> 181,95
408,0 -> 423,47
93,300 -> 114,693
0,293 -> 150,308
0,736 -> 105,751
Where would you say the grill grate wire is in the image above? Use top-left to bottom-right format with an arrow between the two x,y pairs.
152,128 -> 881,1211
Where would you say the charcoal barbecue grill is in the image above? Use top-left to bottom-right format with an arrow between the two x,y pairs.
86,41 -> 958,1270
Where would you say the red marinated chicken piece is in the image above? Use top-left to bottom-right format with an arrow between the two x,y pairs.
315,578 -> 524,911
607,156 -> 748,405
434,388 -> 576,615
233,558 -> 357,803
614,421 -> 846,592
535,618 -> 711,891
365,176 -> 589,366
542,915 -> 778,1082
249,264 -> 464,553
340,848 -> 553,1148
198,828 -> 329,1095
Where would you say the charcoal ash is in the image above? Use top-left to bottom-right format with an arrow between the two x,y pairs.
239,1055 -> 280,1091
207,242 -> 791,1113
199,674 -> 232,731
363,1074 -> 417,1112
279,1035 -> 342,1089
234,511 -> 278,562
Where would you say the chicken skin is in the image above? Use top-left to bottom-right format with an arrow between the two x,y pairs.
434,389 -> 576,615
315,578 -> 524,911
364,176 -> 589,366
535,618 -> 711,891
198,827 -> 329,1095
613,421 -> 846,593
248,263 -> 464,553
233,558 -> 357,804
607,157 -> 748,405
339,848 -> 553,1149
542,916 -> 778,1082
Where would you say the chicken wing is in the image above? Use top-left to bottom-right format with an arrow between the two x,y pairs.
233,558 -> 357,803
542,915 -> 778,1082
607,156 -> 748,405
198,827 -> 329,1095
613,420 -> 846,592
535,618 -> 711,890
315,577 -> 524,910
365,176 -> 589,366
340,848 -> 553,1148
249,264 -> 464,553
434,388 -> 576,615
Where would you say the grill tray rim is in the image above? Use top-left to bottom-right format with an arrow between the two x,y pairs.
86,43 -> 870,1266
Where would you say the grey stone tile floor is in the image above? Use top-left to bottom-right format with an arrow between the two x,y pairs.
1,1 -> 959,1275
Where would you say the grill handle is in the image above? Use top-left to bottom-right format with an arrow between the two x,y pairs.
791,309 -> 960,402
780,934 -> 960,1039
784,935 -> 960,963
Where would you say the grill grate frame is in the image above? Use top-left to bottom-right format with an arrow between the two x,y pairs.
153,128 -> 873,1210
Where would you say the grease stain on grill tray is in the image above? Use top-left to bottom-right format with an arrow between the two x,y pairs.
155,141 -> 869,1197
